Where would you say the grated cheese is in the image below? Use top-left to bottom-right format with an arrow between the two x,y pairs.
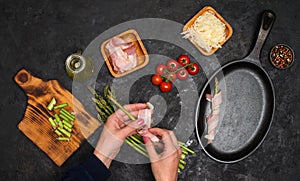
182,10 -> 226,52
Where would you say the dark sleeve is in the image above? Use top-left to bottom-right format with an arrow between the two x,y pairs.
62,154 -> 111,181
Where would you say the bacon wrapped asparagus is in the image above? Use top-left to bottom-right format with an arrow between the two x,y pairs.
205,78 -> 222,144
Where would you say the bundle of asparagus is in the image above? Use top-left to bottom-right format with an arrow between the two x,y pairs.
88,85 -> 194,172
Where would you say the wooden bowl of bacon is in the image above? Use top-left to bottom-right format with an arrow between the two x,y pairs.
101,29 -> 149,78
182,6 -> 233,56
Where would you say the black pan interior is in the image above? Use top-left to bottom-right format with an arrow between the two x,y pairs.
196,60 -> 274,163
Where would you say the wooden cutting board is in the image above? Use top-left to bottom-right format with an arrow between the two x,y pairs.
14,69 -> 101,166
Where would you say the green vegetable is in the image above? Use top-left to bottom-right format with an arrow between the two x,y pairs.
214,77 -> 219,95
179,163 -> 185,170
54,103 -> 68,110
54,129 -> 62,136
88,86 -> 113,112
47,97 -> 76,141
54,114 -> 60,122
61,108 -> 75,120
125,139 -> 148,157
63,120 -> 73,128
107,95 -> 136,121
58,127 -> 71,138
47,97 -> 56,111
59,113 -> 70,122
178,141 -> 195,154
57,137 -> 70,141
60,109 -> 75,121
48,117 -> 56,129
54,114 -> 63,129
104,84 -> 116,110
64,125 -> 72,133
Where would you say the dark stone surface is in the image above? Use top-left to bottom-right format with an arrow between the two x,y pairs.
0,0 -> 299,180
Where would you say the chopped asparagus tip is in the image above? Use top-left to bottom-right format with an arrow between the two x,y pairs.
58,120 -> 64,129
54,103 -> 68,110
54,114 -> 60,121
181,154 -> 186,160
57,137 -> 70,141
179,163 -> 185,170
180,159 -> 186,165
181,149 -> 188,155
63,125 -> 72,133
58,127 -> 71,138
48,117 -> 56,128
47,97 -> 56,111
59,113 -> 70,121
54,129 -> 62,136
60,109 -> 75,121
60,108 -> 75,120
107,95 -> 136,121
63,120 -> 73,128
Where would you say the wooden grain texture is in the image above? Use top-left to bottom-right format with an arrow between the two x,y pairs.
14,69 -> 101,166
101,29 -> 149,78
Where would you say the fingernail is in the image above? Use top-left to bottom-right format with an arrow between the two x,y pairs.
137,119 -> 144,126
143,137 -> 148,143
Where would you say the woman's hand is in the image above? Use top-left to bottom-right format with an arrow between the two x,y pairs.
94,103 -> 147,168
144,128 -> 182,181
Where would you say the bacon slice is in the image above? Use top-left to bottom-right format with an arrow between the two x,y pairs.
137,103 -> 159,142
205,91 -> 222,144
105,37 -> 137,73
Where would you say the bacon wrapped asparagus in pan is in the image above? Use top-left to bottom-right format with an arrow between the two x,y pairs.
205,78 -> 222,144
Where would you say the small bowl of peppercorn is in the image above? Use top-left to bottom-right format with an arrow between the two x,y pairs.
269,44 -> 294,69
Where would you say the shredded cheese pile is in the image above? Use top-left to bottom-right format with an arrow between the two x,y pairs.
182,11 -> 226,52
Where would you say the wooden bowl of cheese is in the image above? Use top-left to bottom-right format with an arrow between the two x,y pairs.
182,6 -> 233,56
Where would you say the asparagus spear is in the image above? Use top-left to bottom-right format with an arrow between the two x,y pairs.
214,77 -> 219,95
106,95 -> 136,121
88,86 -> 114,114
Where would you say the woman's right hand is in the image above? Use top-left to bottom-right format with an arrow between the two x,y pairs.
144,128 -> 182,181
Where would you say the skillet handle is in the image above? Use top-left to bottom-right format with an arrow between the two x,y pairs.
247,10 -> 276,62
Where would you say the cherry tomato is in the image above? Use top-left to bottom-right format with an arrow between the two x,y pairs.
166,72 -> 177,82
151,74 -> 163,85
177,55 -> 191,66
156,64 -> 167,75
176,69 -> 189,80
160,81 -> 172,92
187,63 -> 200,75
167,59 -> 180,72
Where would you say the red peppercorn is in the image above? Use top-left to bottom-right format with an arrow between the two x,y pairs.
270,44 -> 294,69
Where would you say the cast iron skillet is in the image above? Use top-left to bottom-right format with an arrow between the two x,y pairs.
195,10 -> 276,163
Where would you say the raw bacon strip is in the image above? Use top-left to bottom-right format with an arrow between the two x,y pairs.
137,103 -> 159,142
205,91 -> 222,144
105,37 -> 137,73
138,129 -> 160,142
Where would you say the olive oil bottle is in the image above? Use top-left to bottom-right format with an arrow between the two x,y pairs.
65,53 -> 94,81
